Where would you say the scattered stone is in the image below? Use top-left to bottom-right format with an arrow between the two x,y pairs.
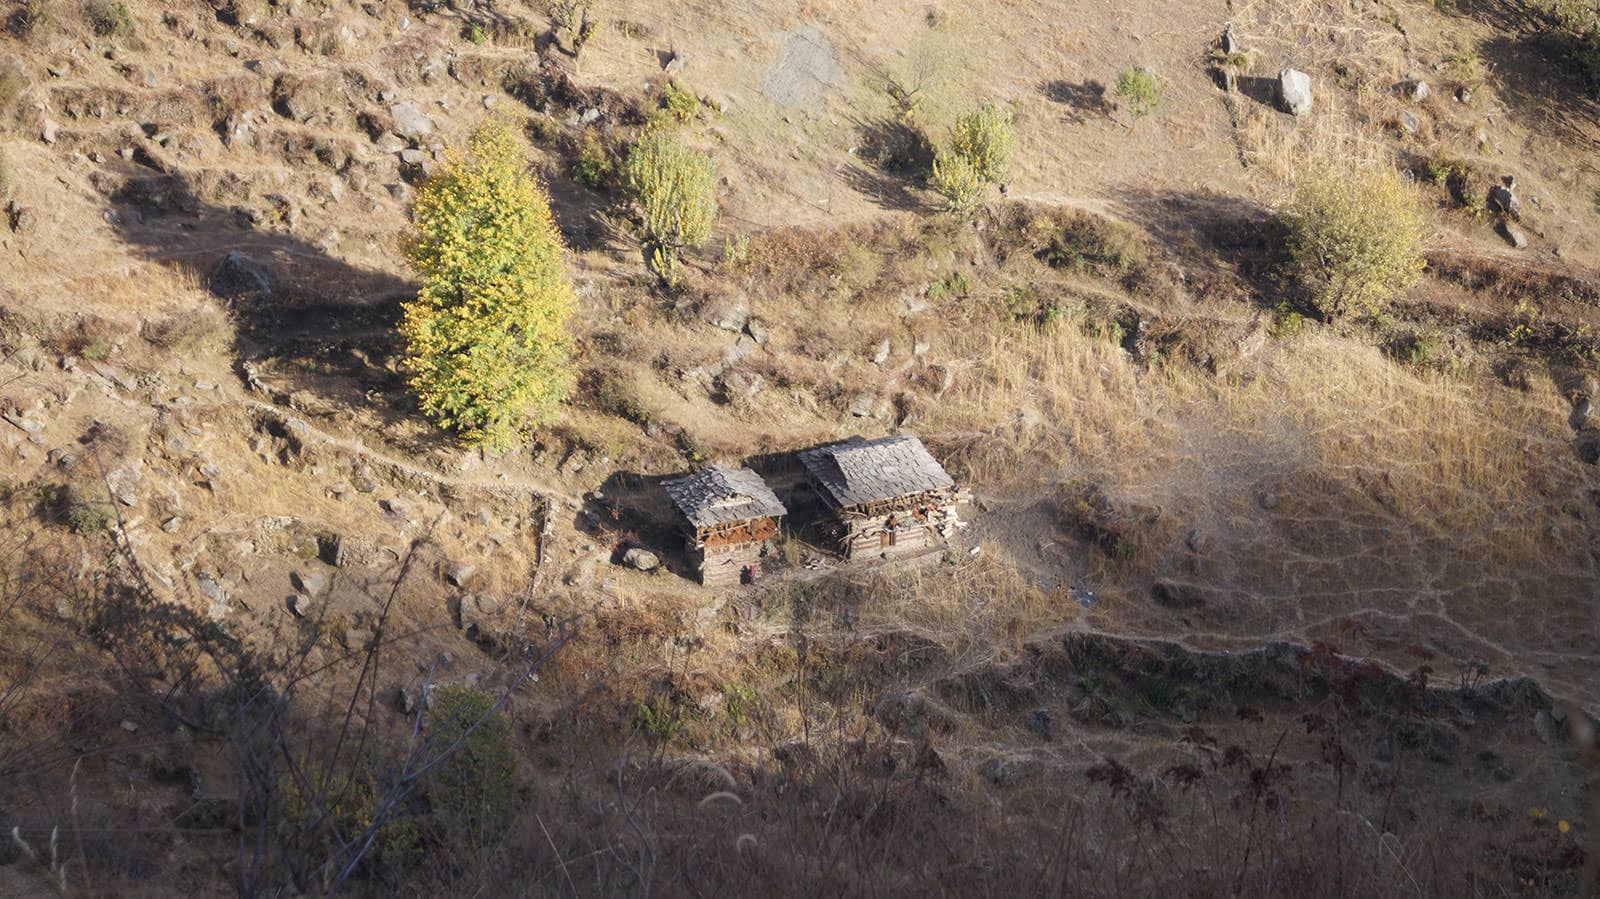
291,570 -> 327,595
197,575 -> 229,619
457,593 -> 498,632
388,101 -> 436,143
847,390 -> 882,418
210,251 -> 275,298
161,516 -> 182,533
1488,179 -> 1521,219
979,756 -> 1030,786
445,562 -> 476,588
1024,708 -> 1053,741
287,593 -> 313,617
1220,23 -> 1238,55
622,547 -> 661,571
398,685 -> 418,715
664,50 -> 686,75
1397,110 -> 1420,136
1534,709 -> 1561,743
1400,79 -> 1429,102
701,293 -> 750,332
1277,67 -> 1313,116
1456,85 -> 1472,103
41,118 -> 59,144
872,337 -> 891,366
744,317 -> 769,346
1499,221 -> 1527,249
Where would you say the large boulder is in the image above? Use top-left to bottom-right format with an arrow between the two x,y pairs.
700,293 -> 750,332
211,251 -> 274,298
1277,68 -> 1313,116
622,547 -> 661,572
1488,179 -> 1522,220
388,102 -> 436,144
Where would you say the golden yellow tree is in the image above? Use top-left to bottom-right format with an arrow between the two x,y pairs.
400,121 -> 576,449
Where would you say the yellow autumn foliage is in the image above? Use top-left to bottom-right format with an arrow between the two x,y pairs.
400,121 -> 576,449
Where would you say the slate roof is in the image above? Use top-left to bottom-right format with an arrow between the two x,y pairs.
663,465 -> 787,528
797,435 -> 955,509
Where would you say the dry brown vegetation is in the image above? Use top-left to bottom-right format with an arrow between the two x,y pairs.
1,0 -> 1599,894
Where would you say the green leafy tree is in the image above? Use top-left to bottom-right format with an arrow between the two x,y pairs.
623,131 -> 717,282
425,686 -> 518,845
401,121 -> 576,449
948,100 -> 1014,184
1280,165 -> 1426,319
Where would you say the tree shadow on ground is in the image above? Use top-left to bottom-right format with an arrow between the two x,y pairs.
838,113 -> 934,212
101,160 -> 452,453
1108,187 -> 1288,309
1450,0 -> 1600,156
1039,79 -> 1114,123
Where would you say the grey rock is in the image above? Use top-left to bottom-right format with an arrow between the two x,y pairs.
161,516 -> 182,533
622,547 -> 661,571
979,756 -> 1031,786
388,102 -> 436,143
1400,79 -> 1429,102
1398,110 -> 1420,136
291,570 -> 327,595
1024,708 -> 1053,741
211,251 -> 275,298
445,562 -> 476,588
872,337 -> 891,366
399,147 -> 428,165
197,575 -> 229,619
287,593 -> 313,617
701,294 -> 750,332
457,593 -> 499,632
1534,709 -> 1561,743
1488,183 -> 1521,219
1499,221 -> 1527,249
664,50 -> 686,75
1277,67 -> 1313,116
744,317 -> 769,345
847,391 -> 881,418
1220,23 -> 1238,55
41,118 -> 59,144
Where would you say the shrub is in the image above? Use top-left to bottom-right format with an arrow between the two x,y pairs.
280,766 -> 420,872
464,22 -> 487,44
1545,1 -> 1600,90
1116,68 -> 1160,118
623,130 -> 717,281
545,0 -> 598,55
930,147 -> 982,212
85,1 -> 133,39
400,121 -> 577,449
6,1 -> 51,38
1279,165 -> 1426,319
571,133 -> 615,190
57,483 -> 114,535
654,81 -> 700,125
425,686 -> 518,843
947,101 -> 1014,183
